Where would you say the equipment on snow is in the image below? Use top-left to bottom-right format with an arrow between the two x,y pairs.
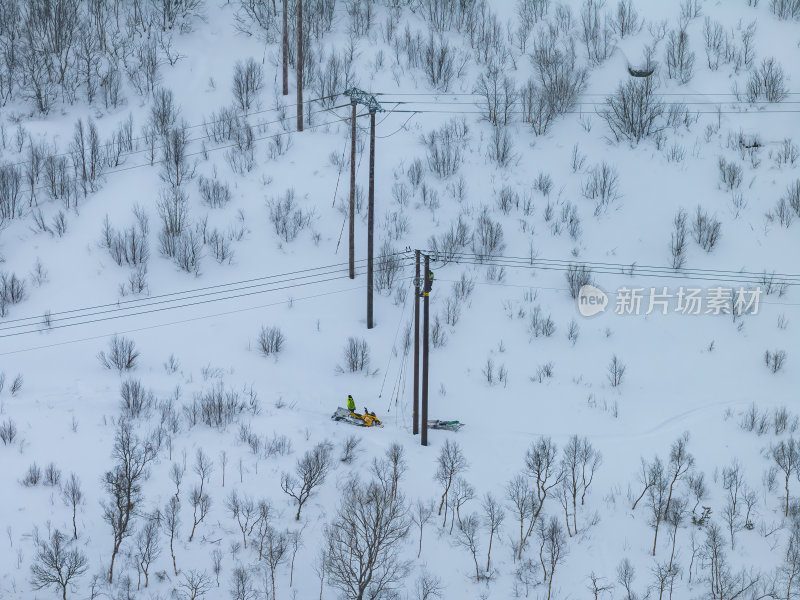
332,407 -> 383,428
428,419 -> 464,431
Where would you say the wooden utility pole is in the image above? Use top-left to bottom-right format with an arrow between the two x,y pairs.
349,101 -> 356,279
421,254 -> 430,447
296,0 -> 303,131
413,250 -> 420,435
341,89 -> 383,327
367,109 -> 376,329
281,0 -> 288,96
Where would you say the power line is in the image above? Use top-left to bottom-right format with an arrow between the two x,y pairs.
0,254 -> 411,332
387,108 -> 800,115
377,91 -> 800,97
381,99 -> 800,107
427,252 -> 800,287
0,285 -> 364,358
440,252 -> 800,280
0,258 -> 414,339
434,276 -> 800,307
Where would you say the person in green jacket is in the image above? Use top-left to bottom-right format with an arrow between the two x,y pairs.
347,395 -> 356,412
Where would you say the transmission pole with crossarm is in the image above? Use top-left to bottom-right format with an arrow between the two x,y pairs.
342,89 -> 384,328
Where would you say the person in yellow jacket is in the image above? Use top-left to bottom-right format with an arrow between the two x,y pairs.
347,395 -> 356,413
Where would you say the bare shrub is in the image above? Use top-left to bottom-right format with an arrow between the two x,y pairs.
774,139 -> 799,168
770,0 -> 800,19
691,206 -> 721,252
198,175 -> 231,208
98,335 -> 140,372
608,355 -> 626,387
765,349 -> 787,373
226,123 -> 257,173
341,337 -> 371,373
10,373 -> 22,396
264,433 -> 293,458
772,197 -> 795,228
474,64 -> 517,126
44,462 -> 62,487
488,126 -> 515,167
257,326 -> 285,356
157,186 -> 189,258
422,33 -> 465,92
120,378 -> 153,420
747,58 -> 789,103
407,159 -> 424,189
529,306 -> 556,338
599,77 -> 665,143
340,435 -> 361,464
232,58 -> 263,113
0,418 -> 17,445
582,162 -> 620,215
22,462 -> 42,486
207,229 -> 234,264
204,106 -> 242,143
173,229 -> 203,274
580,0 -> 616,64
103,213 -> 150,268
280,441 -> 332,520
783,180 -> 800,216
160,123 -> 195,187
670,208 -> 688,269
718,158 -> 742,191
268,188 -> 314,243
665,29 -> 695,84
196,382 -> 246,429
472,208 -> 505,262
523,27 -> 587,134
421,119 -> 468,178
0,272 -> 26,312
566,264 -> 593,299
610,0 -> 641,37
376,240 -> 403,292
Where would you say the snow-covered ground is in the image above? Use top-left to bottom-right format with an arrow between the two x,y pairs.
1,1 -> 799,598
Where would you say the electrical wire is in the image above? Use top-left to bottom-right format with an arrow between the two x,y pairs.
0,255 -> 414,338
426,251 -> 800,283
378,269 -> 412,400
424,254 -> 800,296
377,91 -> 800,97
0,255 -> 412,333
0,285 -> 363,358
0,259 -> 414,340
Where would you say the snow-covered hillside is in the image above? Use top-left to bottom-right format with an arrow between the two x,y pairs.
1,0 -> 799,599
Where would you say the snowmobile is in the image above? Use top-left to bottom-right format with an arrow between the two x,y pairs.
332,406 -> 383,428
428,419 -> 464,432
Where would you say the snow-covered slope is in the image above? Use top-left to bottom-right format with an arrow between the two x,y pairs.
1,1 -> 799,598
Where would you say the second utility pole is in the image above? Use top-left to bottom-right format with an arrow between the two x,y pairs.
367,107 -> 376,329
282,0 -> 288,95
421,254 -> 430,447
413,250 -> 420,435
342,89 -> 383,327
349,99 -> 356,279
296,0 -> 303,131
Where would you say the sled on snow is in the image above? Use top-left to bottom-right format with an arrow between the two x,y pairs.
428,419 -> 464,432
